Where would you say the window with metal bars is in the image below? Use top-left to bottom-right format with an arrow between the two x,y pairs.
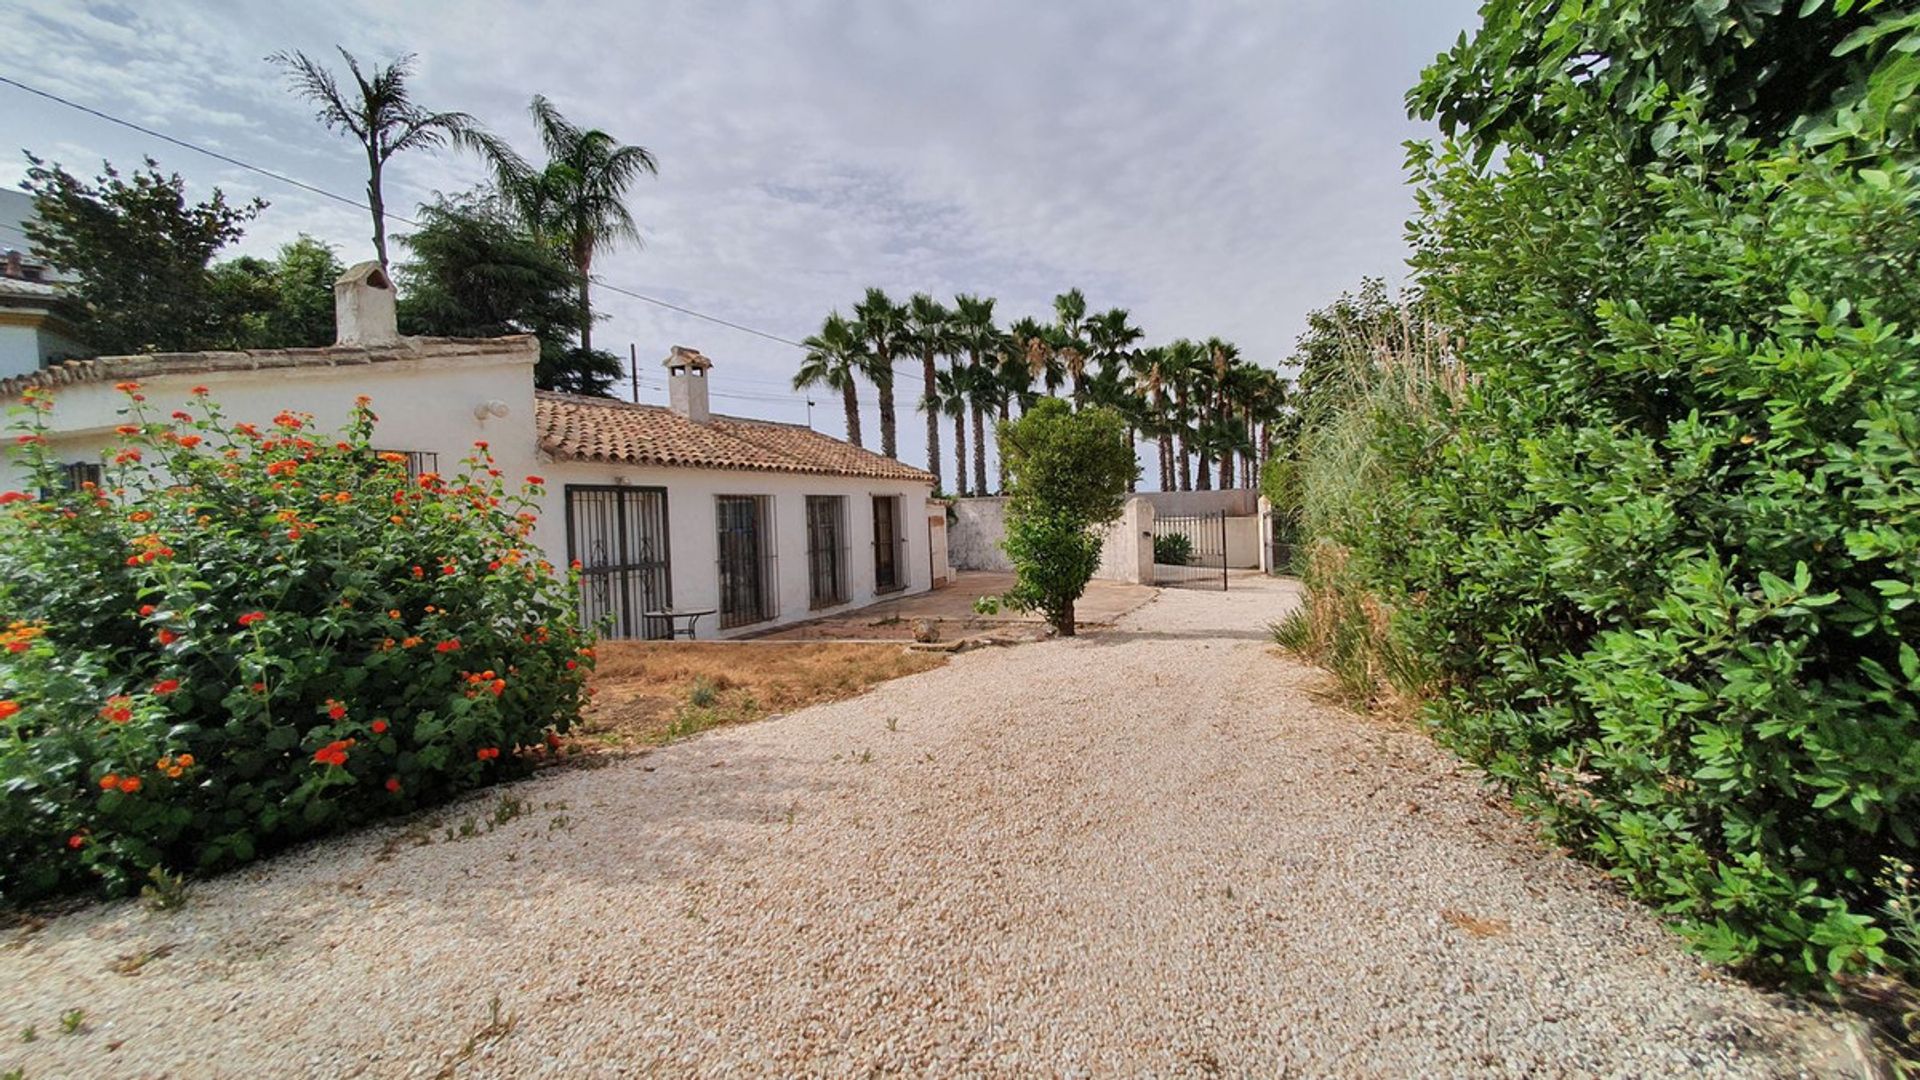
805,495 -> 849,609
372,449 -> 439,478
872,494 -> 906,593
716,495 -> 778,628
60,461 -> 102,491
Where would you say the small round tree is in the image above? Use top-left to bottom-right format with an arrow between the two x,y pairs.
996,398 -> 1136,635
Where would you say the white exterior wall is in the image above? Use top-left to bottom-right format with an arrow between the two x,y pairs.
534,458 -> 932,638
0,347 -> 542,498
0,339 -> 933,640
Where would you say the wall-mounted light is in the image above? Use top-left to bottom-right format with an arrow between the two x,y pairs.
473,399 -> 510,421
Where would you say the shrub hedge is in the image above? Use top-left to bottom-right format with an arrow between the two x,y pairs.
0,385 -> 592,902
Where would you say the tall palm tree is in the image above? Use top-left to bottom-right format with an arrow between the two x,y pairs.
1134,345 -> 1178,491
992,333 -> 1036,491
933,365 -> 971,496
904,293 -> 953,490
950,294 -> 999,496
1088,348 -> 1149,492
482,95 -> 657,353
1165,338 -> 1205,491
795,313 -> 869,448
1087,307 -> 1143,384
1205,338 -> 1243,488
852,288 -> 908,461
270,48 -> 488,272
1052,288 -> 1090,407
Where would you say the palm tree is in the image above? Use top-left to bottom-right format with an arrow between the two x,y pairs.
1008,317 -> 1061,399
1205,338 -> 1242,488
933,365 -> 973,496
1165,338 -> 1205,491
950,294 -> 999,496
852,288 -> 908,461
1087,307 -> 1143,383
904,293 -> 953,490
1052,288 -> 1090,407
482,95 -> 657,353
795,313 -> 869,448
270,48 -> 488,272
1088,349 -> 1149,492
992,334 -> 1036,491
1134,345 -> 1178,491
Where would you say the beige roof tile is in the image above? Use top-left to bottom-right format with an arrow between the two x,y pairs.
535,391 -> 933,484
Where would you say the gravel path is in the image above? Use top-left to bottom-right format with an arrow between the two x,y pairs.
0,577 -> 1850,1077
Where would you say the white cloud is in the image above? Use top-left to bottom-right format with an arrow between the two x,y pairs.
0,0 -> 1480,475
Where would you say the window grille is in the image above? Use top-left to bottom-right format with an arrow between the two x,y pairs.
717,495 -> 778,628
805,495 -> 849,609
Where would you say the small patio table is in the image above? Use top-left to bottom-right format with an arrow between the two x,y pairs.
644,608 -> 717,640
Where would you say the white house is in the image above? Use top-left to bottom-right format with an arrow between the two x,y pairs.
0,189 -> 89,376
0,263 -> 942,639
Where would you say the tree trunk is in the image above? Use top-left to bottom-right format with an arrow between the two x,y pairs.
1219,418 -> 1235,488
1071,371 -> 1086,410
1159,433 -> 1174,491
971,405 -> 988,496
877,374 -> 897,460
1197,449 -> 1212,490
842,382 -> 863,448
576,241 -> 595,354
953,412 -> 969,497
1178,435 -> 1192,491
922,349 -> 941,491
996,397 -> 1010,492
367,154 -> 389,273
1056,597 -> 1075,637
1125,426 -> 1138,492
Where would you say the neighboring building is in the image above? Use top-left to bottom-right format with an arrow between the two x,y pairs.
0,189 -> 88,378
0,263 -> 941,639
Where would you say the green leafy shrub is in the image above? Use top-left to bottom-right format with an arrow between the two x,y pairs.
0,384 -> 592,902
1270,0 -> 1920,984
1152,532 -> 1192,567
996,398 -> 1135,635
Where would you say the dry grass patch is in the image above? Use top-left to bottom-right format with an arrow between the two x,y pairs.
577,642 -> 947,749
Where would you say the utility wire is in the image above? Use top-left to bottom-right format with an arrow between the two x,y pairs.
0,73 -> 845,361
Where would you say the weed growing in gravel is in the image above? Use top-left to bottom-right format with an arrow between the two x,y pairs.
110,943 -> 176,976
58,1009 -> 83,1035
2,1066 -> 21,1080
884,717 -> 898,733
435,995 -> 515,1080
17,1025 -> 33,1043
139,865 -> 188,912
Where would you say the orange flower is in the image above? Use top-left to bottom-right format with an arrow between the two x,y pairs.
156,629 -> 177,646
113,449 -> 143,464
128,510 -> 153,523
476,747 -> 499,761
401,636 -> 423,649
489,679 -> 506,697
265,460 -> 298,477
312,739 -> 352,767
524,475 -> 545,486
237,611 -> 266,627
0,700 -> 18,720
191,385 -> 210,396
68,833 -> 86,849
118,776 -> 141,794
436,639 -> 461,653
0,491 -> 29,505
177,435 -> 202,449
99,696 -> 134,724
115,424 -> 140,436
100,773 -> 119,790
388,609 -> 402,620
114,381 -> 140,393
326,699 -> 347,720
371,719 -> 389,734
153,678 -> 181,695
177,753 -> 195,768
385,776 -> 402,793
139,604 -> 156,617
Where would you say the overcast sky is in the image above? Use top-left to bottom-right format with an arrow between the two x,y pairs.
0,0 -> 1482,478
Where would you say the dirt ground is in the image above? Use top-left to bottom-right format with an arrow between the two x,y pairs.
576,641 -> 948,748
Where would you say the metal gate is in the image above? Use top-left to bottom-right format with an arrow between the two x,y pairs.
565,485 -> 672,639
1153,510 -> 1228,590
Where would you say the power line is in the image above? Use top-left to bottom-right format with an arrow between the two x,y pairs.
0,73 -> 825,355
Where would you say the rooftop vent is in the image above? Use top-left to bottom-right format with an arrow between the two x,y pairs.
665,345 -> 712,423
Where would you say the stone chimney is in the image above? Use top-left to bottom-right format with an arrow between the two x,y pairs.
665,346 -> 712,424
333,261 -> 401,347
2,251 -> 21,280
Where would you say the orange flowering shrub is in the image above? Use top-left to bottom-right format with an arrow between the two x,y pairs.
0,385 -> 591,902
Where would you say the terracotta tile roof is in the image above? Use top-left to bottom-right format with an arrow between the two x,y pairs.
535,391 -> 934,484
0,336 -> 537,400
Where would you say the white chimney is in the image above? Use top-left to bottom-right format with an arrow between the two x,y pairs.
333,261 -> 401,347
665,346 -> 712,424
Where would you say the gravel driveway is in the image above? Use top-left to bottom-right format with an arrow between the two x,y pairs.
0,577 -> 1850,1077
